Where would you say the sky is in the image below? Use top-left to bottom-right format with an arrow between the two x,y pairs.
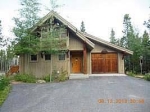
0,0 -> 149,41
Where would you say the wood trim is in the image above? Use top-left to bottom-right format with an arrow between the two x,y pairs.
83,42 -> 87,74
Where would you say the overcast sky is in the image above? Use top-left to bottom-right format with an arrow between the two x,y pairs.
0,0 -> 149,41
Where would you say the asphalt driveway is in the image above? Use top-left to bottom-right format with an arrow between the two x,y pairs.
1,76 -> 150,112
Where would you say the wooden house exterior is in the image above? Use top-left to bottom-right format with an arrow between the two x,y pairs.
19,11 -> 133,78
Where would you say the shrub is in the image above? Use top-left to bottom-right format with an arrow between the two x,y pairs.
43,74 -> 55,82
57,70 -> 68,82
0,85 -> 11,106
0,76 -> 10,91
14,73 -> 36,83
144,74 -> 150,81
127,71 -> 135,77
43,70 -> 68,82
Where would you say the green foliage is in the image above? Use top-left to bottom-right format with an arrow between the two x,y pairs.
127,71 -> 135,77
57,70 -> 68,82
80,21 -> 85,32
109,28 -> 117,44
0,20 -> 2,46
116,14 -> 150,73
43,69 -> 68,82
144,73 -> 150,81
43,74 -> 55,82
0,20 -> 7,48
45,0 -> 63,11
14,73 -> 36,83
0,85 -> 11,106
13,0 -> 41,55
43,75 -> 50,82
40,18 -> 68,53
0,76 -> 10,91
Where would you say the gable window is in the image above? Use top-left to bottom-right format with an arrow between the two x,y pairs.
30,54 -> 37,61
45,54 -> 51,60
59,54 -> 65,60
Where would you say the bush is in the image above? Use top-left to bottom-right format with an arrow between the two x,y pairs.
0,85 -> 11,106
43,70 -> 68,82
127,71 -> 135,77
14,74 -> 36,83
57,70 -> 68,82
0,76 -> 10,91
43,74 -> 55,82
144,74 -> 150,81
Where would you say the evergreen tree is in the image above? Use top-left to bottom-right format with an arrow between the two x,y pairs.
0,20 -> 2,47
144,7 -> 150,29
121,14 -> 138,72
121,14 -> 134,49
109,28 -> 117,44
0,20 -> 6,48
141,30 -> 150,72
13,0 -> 41,54
80,21 -> 85,32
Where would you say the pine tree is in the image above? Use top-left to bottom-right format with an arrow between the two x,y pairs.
121,14 -> 134,49
144,7 -> 150,29
141,30 -> 150,72
121,14 -> 137,72
0,20 -> 6,48
0,20 -> 2,47
80,21 -> 85,32
109,28 -> 117,44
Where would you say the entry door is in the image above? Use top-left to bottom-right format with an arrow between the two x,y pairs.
71,54 -> 82,73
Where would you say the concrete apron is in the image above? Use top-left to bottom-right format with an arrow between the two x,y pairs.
90,74 -> 127,76
69,74 -> 126,79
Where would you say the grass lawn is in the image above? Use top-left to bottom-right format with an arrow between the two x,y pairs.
0,85 -> 11,106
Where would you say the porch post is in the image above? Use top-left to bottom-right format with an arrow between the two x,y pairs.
83,42 -> 87,74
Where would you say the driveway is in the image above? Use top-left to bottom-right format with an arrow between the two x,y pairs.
0,76 -> 150,112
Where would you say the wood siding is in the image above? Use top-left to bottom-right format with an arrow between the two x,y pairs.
19,53 -> 68,78
91,42 -> 115,53
69,32 -> 83,50
91,53 -> 118,73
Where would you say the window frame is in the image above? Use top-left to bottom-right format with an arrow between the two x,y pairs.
30,54 -> 38,62
58,54 -> 65,60
45,54 -> 51,61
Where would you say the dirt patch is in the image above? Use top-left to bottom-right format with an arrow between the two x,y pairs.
10,80 -> 23,85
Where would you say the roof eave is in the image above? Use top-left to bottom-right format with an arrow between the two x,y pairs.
84,33 -> 133,55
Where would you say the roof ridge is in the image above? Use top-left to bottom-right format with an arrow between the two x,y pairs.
31,11 -> 95,49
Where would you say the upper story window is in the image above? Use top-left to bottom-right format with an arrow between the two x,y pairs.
30,54 -> 38,62
59,54 -> 65,60
45,54 -> 51,60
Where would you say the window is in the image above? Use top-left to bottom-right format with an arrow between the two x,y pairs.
45,54 -> 51,60
59,54 -> 65,60
30,55 -> 37,61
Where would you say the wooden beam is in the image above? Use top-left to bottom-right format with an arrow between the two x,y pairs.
83,42 -> 87,74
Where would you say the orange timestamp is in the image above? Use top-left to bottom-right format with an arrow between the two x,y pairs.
98,98 -> 144,104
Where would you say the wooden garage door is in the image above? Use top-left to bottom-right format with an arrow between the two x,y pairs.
92,53 -> 118,73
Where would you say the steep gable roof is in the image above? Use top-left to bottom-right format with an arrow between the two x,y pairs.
32,11 -> 133,55
31,11 -> 95,49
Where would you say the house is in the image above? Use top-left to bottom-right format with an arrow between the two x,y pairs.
19,11 -> 133,78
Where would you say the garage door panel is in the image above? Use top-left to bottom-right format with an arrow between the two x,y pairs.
92,53 -> 118,73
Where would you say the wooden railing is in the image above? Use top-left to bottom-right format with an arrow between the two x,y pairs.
6,65 -> 19,77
